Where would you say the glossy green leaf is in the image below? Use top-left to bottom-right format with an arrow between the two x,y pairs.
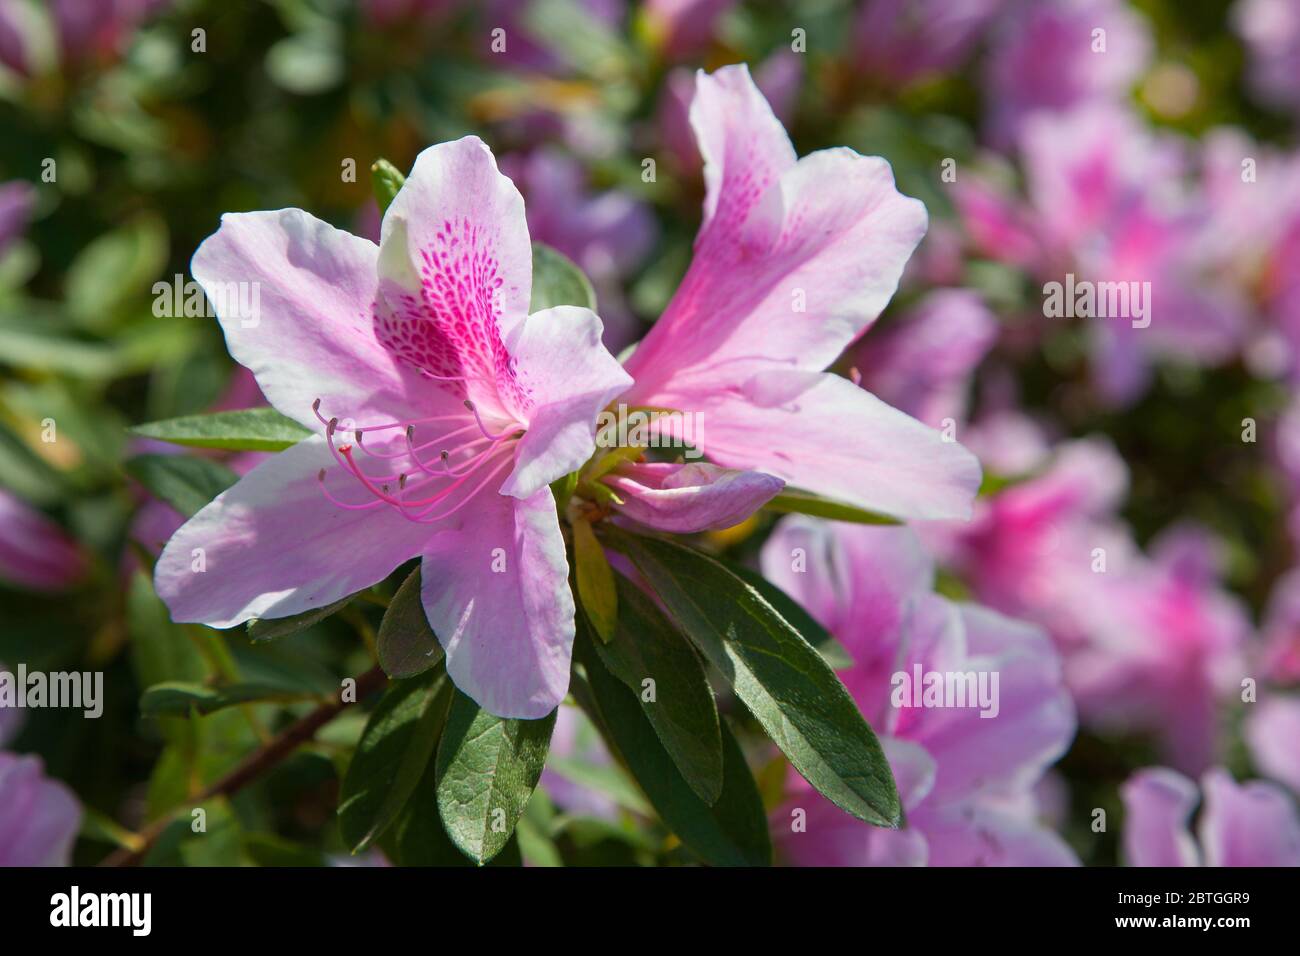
130,408 -> 312,452
763,489 -> 902,525
124,454 -> 238,518
719,557 -> 854,671
615,532 -> 900,828
575,626 -> 771,866
338,669 -> 452,853
246,596 -> 354,643
377,568 -> 443,678
435,691 -> 556,865
530,242 -> 596,312
139,680 -> 310,717
591,577 -> 723,803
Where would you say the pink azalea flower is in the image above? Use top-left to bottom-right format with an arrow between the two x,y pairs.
849,289 -> 997,431
1258,567 -> 1300,684
930,429 -> 1131,644
0,751 -> 81,866
0,490 -> 86,592
155,136 -> 631,719
853,0 -> 1007,88
1245,696 -> 1300,796
624,65 -> 981,523
763,518 -> 1078,866
982,0 -> 1151,150
1122,767 -> 1300,866
500,148 -> 657,353
1232,0 -> 1300,119
1195,129 -> 1300,381
656,52 -> 804,177
957,104 -> 1246,405
1064,525 -> 1251,774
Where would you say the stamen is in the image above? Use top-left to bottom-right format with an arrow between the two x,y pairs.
464,399 -> 517,442
397,456 -> 515,524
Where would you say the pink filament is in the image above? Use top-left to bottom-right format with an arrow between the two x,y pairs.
312,396 -> 522,523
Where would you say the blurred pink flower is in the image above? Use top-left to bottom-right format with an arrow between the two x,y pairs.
850,289 -> 997,430
1232,0 -> 1300,118
0,490 -> 86,592
501,148 -> 657,353
51,0 -> 171,65
1065,524 -> 1251,774
1245,695 -> 1300,796
0,751 -> 81,866
1122,767 -> 1300,866
958,105 -> 1246,405
854,0 -> 1006,88
763,518 -> 1077,866
626,64 -> 980,522
1259,567 -> 1300,684
643,0 -> 734,61
155,136 -> 631,719
1196,130 -> 1300,380
982,0 -> 1151,150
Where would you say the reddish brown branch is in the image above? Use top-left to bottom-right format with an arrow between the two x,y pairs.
101,666 -> 387,866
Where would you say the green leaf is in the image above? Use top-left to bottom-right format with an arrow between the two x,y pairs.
614,532 -> 900,828
129,408 -> 312,452
338,669 -> 452,853
573,516 -> 618,643
139,680 -> 310,717
719,557 -> 854,671
530,242 -> 596,312
575,625 -> 771,866
124,454 -> 238,518
389,762 -> 523,867
763,489 -> 902,526
371,158 -> 406,213
65,214 -> 168,329
591,576 -> 723,803
247,596 -> 353,643
435,691 -> 557,865
377,568 -> 443,679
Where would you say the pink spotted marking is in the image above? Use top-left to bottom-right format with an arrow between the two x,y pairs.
374,216 -> 531,410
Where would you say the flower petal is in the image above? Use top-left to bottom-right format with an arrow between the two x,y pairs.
498,305 -> 632,499
0,753 -> 81,866
1198,767 -> 1300,866
913,802 -> 1079,867
1245,696 -> 1300,795
376,137 -> 535,418
0,489 -> 85,592
155,436 -> 433,627
191,209 -> 432,430
420,487 -> 573,719
625,65 -> 927,394
1120,767 -> 1201,866
682,370 -> 981,520
760,518 -> 933,724
605,461 -> 784,533
907,603 -> 1077,805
